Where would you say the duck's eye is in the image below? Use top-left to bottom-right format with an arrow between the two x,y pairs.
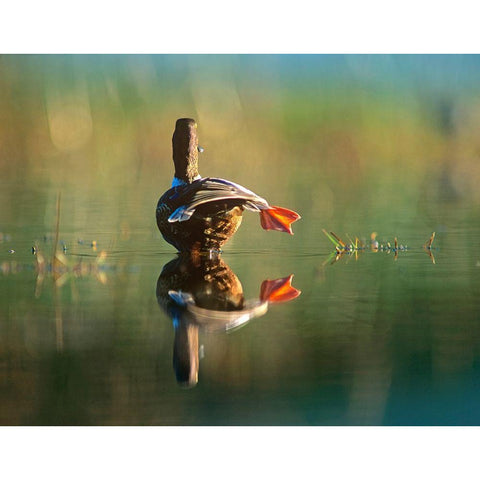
198,146 -> 204,153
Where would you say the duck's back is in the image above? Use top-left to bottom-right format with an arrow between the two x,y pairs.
156,178 -> 255,251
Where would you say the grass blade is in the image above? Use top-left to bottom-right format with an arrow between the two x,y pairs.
322,229 -> 340,247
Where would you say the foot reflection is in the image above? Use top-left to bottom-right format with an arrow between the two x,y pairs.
156,253 -> 300,388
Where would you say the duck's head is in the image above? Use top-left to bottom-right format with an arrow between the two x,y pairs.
172,118 -> 200,185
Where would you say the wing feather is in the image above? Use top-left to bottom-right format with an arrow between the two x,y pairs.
167,177 -> 269,223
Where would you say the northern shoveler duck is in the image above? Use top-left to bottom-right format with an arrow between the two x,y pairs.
156,118 -> 301,252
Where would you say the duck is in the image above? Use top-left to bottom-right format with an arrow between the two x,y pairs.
156,253 -> 301,387
156,118 -> 301,252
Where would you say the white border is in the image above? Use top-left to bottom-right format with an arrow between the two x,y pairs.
1,1 -> 479,53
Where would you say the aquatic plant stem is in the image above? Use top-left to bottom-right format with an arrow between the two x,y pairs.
52,191 -> 62,265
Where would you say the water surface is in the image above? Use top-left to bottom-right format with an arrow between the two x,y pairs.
1,55 -> 480,425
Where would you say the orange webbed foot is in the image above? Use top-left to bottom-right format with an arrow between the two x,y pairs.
259,206 -> 301,235
260,274 -> 301,303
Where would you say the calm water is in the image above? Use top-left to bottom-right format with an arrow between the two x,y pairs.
1,55 -> 480,425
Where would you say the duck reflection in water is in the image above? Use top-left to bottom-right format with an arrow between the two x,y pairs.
156,253 -> 300,388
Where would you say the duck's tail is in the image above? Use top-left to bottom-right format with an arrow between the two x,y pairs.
259,206 -> 301,235
260,274 -> 301,304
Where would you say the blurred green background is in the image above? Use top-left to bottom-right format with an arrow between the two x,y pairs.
1,55 -> 480,425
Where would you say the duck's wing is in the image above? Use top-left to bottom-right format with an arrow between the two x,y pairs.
168,177 -> 269,223
168,290 -> 268,331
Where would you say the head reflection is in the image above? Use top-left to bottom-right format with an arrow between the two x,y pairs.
156,252 -> 300,388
